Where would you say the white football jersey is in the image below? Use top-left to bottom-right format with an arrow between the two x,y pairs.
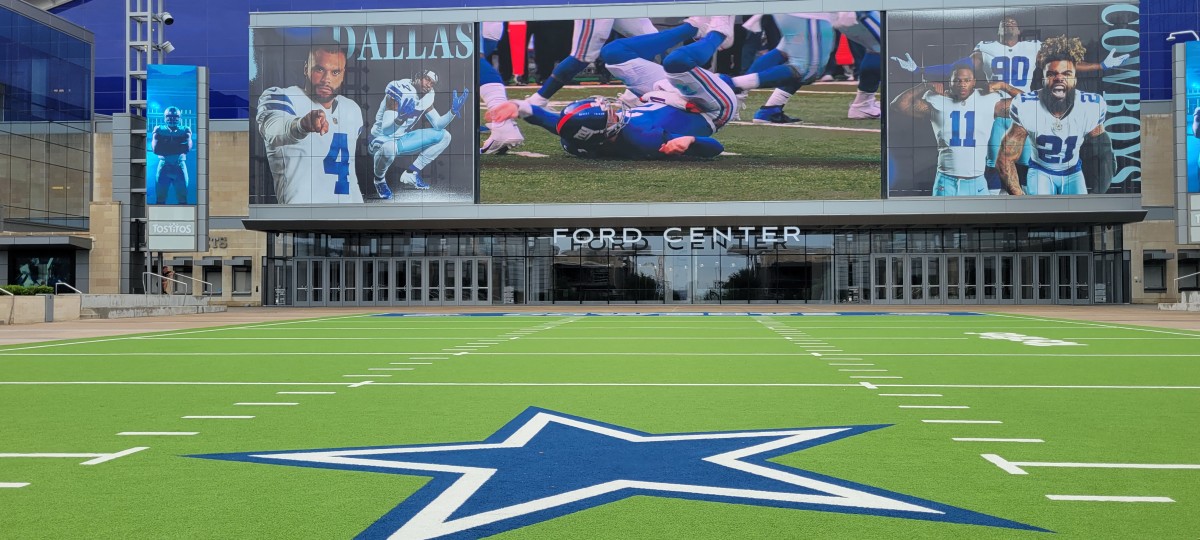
1009,90 -> 1107,173
257,86 -> 364,204
975,40 -> 1041,92
924,90 -> 1004,177
372,79 -> 436,140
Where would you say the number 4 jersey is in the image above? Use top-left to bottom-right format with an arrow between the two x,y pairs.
1009,90 -> 1106,175
257,85 -> 365,204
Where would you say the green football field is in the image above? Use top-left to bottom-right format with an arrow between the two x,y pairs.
2,311 -> 1198,539
478,83 -> 882,204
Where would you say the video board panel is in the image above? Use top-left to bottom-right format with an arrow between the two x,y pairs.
886,4 -> 1141,197
249,24 -> 477,204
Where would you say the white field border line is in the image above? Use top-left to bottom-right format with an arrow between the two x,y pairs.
0,313 -> 377,353
1,352 -> 1012,357
277,391 -> 336,395
6,381 -> 1200,390
989,313 -> 1200,338
953,438 -> 1043,443
118,432 -> 199,436
218,325 -> 1098,331
982,454 -> 1200,475
0,447 -> 148,465
369,368 -> 414,371
1045,495 -> 1174,503
839,369 -> 888,372
830,363 -> 875,366
0,482 -> 30,488
344,374 -> 391,377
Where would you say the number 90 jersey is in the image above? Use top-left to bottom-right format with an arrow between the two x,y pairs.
976,40 -> 1041,93
924,90 -> 1003,178
257,85 -> 365,204
1009,91 -> 1106,174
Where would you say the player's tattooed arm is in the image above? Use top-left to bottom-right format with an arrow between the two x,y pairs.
997,123 -> 1027,195
891,82 -> 933,120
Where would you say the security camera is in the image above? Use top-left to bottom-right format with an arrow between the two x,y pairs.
158,41 -> 175,54
159,11 -> 174,25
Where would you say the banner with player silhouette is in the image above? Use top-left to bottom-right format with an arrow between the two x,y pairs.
147,64 -> 199,206
1184,41 -> 1200,195
249,24 -> 477,205
885,5 -> 1141,197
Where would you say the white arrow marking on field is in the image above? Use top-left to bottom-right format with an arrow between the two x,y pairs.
983,454 -> 1200,475
0,447 -> 148,465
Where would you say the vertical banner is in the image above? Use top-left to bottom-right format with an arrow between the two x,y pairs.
1185,41 -> 1200,194
147,64 -> 199,205
885,5 -> 1141,197
249,24 -> 477,205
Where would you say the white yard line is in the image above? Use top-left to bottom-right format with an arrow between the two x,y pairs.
118,432 -> 198,436
983,453 -> 1200,475
0,483 -> 29,488
899,405 -> 968,409
953,438 -> 1042,443
859,381 -> 878,390
0,447 -> 148,465
2,381 -> 1200,390
879,393 -> 942,397
368,368 -> 414,371
182,416 -> 254,420
923,420 -> 1002,424
234,402 -> 298,406
990,313 -> 1200,338
277,391 -> 335,395
1046,495 -> 1174,503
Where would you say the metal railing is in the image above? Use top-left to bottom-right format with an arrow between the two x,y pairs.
142,271 -> 214,296
1174,270 -> 1200,283
54,282 -> 83,294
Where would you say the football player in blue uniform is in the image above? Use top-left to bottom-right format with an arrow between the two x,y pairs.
997,36 -> 1113,195
488,17 -> 738,160
525,18 -> 658,108
151,106 -> 192,204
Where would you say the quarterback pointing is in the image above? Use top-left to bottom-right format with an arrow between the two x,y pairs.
256,43 -> 364,204
997,36 -> 1113,195
150,106 -> 192,204
369,71 -> 468,197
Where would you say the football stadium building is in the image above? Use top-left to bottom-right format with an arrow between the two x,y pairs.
1,0 -> 1198,307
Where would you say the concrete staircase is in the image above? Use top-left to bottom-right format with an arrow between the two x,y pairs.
80,294 -> 227,319
1158,291 -> 1200,311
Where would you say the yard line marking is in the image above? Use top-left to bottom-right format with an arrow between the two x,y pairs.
31,351 -> 1194,357
879,394 -> 942,397
899,405 -> 969,409
0,447 -> 149,465
368,368 -> 414,371
389,363 -> 432,365
183,416 -> 254,420
409,357 -> 448,360
859,381 -> 878,390
234,402 -> 299,406
839,369 -> 888,372
0,483 -> 29,488
1045,495 -> 1174,503
118,432 -> 198,436
344,375 -> 390,377
5,381 -> 1200,390
830,363 -> 874,366
990,313 -> 1200,338
982,454 -> 1200,475
277,391 -> 335,395
923,420 -> 1002,424
850,376 -> 903,379
953,438 -> 1043,443
348,380 -> 374,388
811,353 -> 822,357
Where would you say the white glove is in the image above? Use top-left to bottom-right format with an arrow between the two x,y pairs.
890,53 -> 918,72
1101,48 -> 1129,70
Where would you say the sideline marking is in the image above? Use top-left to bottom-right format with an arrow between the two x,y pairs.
953,438 -> 1043,443
1046,495 -> 1174,503
0,447 -> 148,465
235,402 -> 298,406
0,482 -> 29,488
118,432 -> 198,436
983,454 -> 1200,475
923,420 -> 1002,424
183,416 -> 254,420
3,381 -> 1200,390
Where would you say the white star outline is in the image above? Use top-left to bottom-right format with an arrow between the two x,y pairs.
254,411 -> 946,540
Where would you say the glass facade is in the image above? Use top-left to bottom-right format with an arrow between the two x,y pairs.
0,4 -> 92,229
264,225 -> 1127,307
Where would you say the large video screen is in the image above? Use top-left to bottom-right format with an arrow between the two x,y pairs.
476,14 -> 884,204
147,64 -> 199,205
249,24 -> 477,204
1186,41 -> 1200,193
886,4 -> 1141,197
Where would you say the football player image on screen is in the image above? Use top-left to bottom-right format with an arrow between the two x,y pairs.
525,18 -> 658,108
892,65 -> 1020,196
256,43 -> 365,204
479,21 -> 524,155
151,106 -> 192,204
488,17 -> 738,160
368,71 -> 469,198
997,36 -> 1114,196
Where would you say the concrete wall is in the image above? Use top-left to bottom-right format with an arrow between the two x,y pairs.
1126,112 -> 1190,305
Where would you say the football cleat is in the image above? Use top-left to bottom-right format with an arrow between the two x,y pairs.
706,15 -> 736,50
848,97 -> 881,119
526,92 -> 550,108
400,170 -> 431,190
374,179 -> 393,200
684,16 -> 709,35
480,121 -> 525,155
752,106 -> 802,124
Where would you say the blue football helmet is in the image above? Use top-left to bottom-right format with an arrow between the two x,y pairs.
164,106 -> 181,128
555,97 -> 628,147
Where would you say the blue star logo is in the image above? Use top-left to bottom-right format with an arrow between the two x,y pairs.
192,407 -> 1045,538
